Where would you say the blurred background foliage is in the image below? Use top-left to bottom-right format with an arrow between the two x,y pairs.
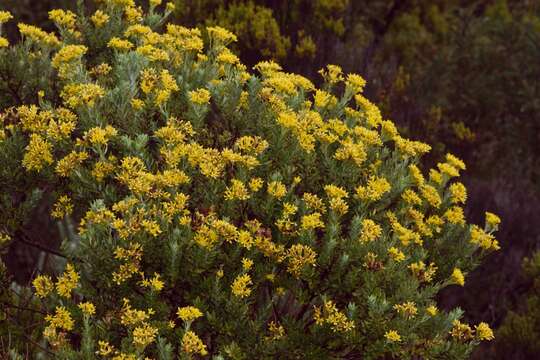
1,0 -> 539,357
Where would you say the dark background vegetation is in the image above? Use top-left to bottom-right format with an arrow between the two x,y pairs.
1,0 -> 539,358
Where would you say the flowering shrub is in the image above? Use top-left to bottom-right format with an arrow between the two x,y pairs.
0,1 -> 500,358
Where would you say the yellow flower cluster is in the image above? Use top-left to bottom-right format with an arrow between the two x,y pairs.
78,302 -> 96,317
286,244 -> 317,277
140,68 -> 179,105
18,23 -> 60,47
84,125 -> 118,147
45,306 -> 74,331
139,273 -> 164,291
33,274 -> 54,298
56,151 -> 89,177
61,83 -> 105,108
313,300 -> 355,333
0,11 -> 13,24
301,212 -> 325,231
177,306 -> 203,322
22,134 -> 53,171
324,184 -> 349,215
451,267 -> 465,286
408,261 -> 437,283
91,10 -> 109,27
108,37 -> 134,51
56,263 -> 80,298
393,301 -> 418,319
231,273 -> 252,298
189,88 -> 211,105
51,195 -> 74,219
113,243 -> 143,285
224,179 -> 250,201
384,330 -> 401,342
49,9 -> 77,29
470,225 -> 500,250
181,330 -> 208,356
359,219 -> 382,243
120,298 -> 155,327
266,321 -> 286,341
355,176 -> 391,202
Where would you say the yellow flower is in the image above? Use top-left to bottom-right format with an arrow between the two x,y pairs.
78,302 -> 96,317
189,88 -> 211,105
120,298 -> 154,327
207,26 -> 237,43
355,176 -> 391,202
393,301 -> 418,319
51,195 -> 74,219
388,247 -> 405,262
0,11 -> 13,24
475,322 -> 494,341
224,179 -> 250,201
166,2 -> 175,12
84,125 -> 118,146
132,323 -> 158,349
18,23 -> 60,47
409,261 -> 437,283
346,73 -> 366,94
91,10 -> 109,27
318,64 -> 344,84
402,189 -> 422,206
451,267 -> 465,286
267,180 -> 287,199
249,177 -> 264,192
444,206 -> 465,225
313,300 -> 355,332
141,219 -> 162,237
176,306 -> 203,322
45,306 -> 74,331
22,134 -> 54,171
301,212 -> 325,231
56,263 -> 79,298
0,232 -> 10,246
140,273 -> 164,291
385,330 -> 401,342
286,244 -> 317,277
485,212 -> 501,228
450,320 -> 474,341
470,225 -> 500,250
97,340 -> 114,356
51,44 -> 87,78
49,9 -> 76,29
33,275 -> 54,298
231,273 -> 252,298
266,321 -> 285,340
0,37 -> 8,48
324,184 -> 348,199
446,153 -> 466,171
181,330 -> 208,356
449,182 -> 467,204
108,37 -> 134,51
61,83 -> 105,108
426,305 -> 438,316
242,258 -> 254,271
420,184 -> 442,208
359,219 -> 382,243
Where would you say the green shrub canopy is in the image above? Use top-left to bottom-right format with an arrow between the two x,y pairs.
0,1 -> 499,359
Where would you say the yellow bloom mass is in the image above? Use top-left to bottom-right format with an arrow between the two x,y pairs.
177,306 -> 203,322
231,273 -> 252,298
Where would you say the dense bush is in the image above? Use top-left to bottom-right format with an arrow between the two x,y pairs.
0,1 -> 502,358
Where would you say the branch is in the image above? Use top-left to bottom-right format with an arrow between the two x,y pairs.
16,230 -> 67,259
